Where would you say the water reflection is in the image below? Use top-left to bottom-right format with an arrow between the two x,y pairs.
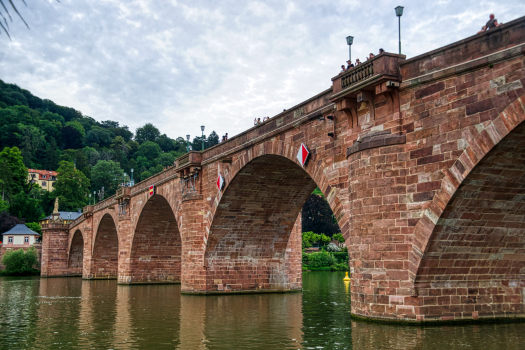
0,274 -> 524,349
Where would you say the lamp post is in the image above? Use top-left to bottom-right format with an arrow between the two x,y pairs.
93,191 -> 96,205
201,125 -> 205,151
130,168 -> 134,186
346,36 -> 354,63
186,134 -> 191,152
395,6 -> 404,54
89,193 -> 91,205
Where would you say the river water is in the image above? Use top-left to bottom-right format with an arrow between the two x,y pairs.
0,272 -> 524,349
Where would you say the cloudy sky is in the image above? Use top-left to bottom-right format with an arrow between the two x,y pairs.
1,0 -> 524,140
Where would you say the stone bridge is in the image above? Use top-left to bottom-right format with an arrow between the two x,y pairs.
42,17 -> 525,323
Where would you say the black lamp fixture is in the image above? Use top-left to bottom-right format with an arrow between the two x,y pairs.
318,116 -> 325,121
395,6 -> 404,54
328,132 -> 335,138
201,125 -> 205,151
346,36 -> 354,63
326,115 -> 334,120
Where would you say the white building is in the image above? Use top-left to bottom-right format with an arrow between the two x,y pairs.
2,224 -> 40,246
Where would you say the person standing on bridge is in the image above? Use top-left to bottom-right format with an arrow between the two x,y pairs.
484,14 -> 499,31
340,65 -> 346,73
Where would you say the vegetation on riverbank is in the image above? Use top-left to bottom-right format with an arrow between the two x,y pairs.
1,247 -> 40,276
302,251 -> 349,271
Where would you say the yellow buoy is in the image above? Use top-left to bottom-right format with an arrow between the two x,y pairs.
343,271 -> 351,281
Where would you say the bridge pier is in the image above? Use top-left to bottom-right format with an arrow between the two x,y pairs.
41,223 -> 72,277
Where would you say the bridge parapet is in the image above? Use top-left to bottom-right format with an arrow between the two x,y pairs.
331,53 -> 405,100
400,16 -> 525,82
93,195 -> 117,212
69,214 -> 85,229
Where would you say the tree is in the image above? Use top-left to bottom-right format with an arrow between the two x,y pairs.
0,211 -> 23,235
333,233 -> 345,243
61,125 -> 84,149
156,134 -> 175,152
0,146 -> 28,201
135,123 -> 160,144
2,247 -> 39,275
9,191 -> 45,222
137,141 -> 161,161
302,193 -> 340,237
206,131 -> 220,148
53,161 -> 90,211
156,153 -> 175,167
25,222 -> 41,235
85,127 -> 112,148
91,160 -> 124,196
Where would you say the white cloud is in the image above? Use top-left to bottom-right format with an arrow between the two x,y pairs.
1,0 -> 523,140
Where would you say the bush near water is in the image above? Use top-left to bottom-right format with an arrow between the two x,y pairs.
1,247 -> 40,275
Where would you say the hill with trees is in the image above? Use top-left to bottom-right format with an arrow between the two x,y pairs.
0,79 -> 219,234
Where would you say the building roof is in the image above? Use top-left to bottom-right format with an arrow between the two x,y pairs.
43,211 -> 82,221
28,169 -> 58,176
3,224 -> 40,236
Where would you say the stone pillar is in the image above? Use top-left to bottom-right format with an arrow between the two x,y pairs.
180,193 -> 207,293
117,215 -> 134,284
40,223 -> 70,277
284,213 -> 303,291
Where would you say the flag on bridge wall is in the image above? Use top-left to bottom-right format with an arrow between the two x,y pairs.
297,143 -> 309,167
149,185 -> 155,196
217,174 -> 225,191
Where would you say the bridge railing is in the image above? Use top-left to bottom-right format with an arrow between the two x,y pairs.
93,195 -> 117,212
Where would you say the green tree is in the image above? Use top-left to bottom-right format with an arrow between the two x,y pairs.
156,153 -> 175,167
53,161 -> 90,211
333,233 -> 345,243
0,146 -> 28,201
9,192 -> 44,222
206,131 -> 220,148
137,141 -> 161,161
25,222 -> 42,235
91,160 -> 124,196
2,247 -> 39,275
135,123 -> 160,144
140,170 -> 152,181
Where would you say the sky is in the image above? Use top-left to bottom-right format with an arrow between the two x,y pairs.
1,0 -> 524,141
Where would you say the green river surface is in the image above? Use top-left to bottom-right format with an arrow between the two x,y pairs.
0,272 -> 524,349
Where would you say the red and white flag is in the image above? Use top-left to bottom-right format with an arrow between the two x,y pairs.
217,174 -> 225,191
296,143 -> 309,167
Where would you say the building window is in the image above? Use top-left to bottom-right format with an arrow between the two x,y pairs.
24,237 -> 29,243
8,237 -> 13,243
42,175 -> 46,179
51,182 -> 55,187
42,181 -> 47,187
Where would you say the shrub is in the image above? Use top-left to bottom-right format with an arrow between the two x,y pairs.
304,250 -> 336,268
332,252 -> 349,263
1,247 -> 39,275
326,242 -> 341,252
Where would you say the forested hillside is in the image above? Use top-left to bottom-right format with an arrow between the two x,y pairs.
0,79 -> 219,229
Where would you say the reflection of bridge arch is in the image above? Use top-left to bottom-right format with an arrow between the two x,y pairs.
67,229 -> 84,276
126,194 -> 182,284
205,149 -> 347,292
90,213 -> 119,279
411,100 -> 525,319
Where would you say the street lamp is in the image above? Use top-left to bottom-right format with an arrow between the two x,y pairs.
395,6 -> 404,54
346,36 -> 354,63
186,134 -> 191,152
201,125 -> 205,151
93,191 -> 96,205
130,168 -> 134,186
89,193 -> 91,205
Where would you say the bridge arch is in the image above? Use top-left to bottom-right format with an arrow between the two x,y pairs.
410,96 -> 525,317
90,213 -> 120,279
128,193 -> 182,283
67,229 -> 84,276
205,144 -> 348,292
207,139 -> 350,244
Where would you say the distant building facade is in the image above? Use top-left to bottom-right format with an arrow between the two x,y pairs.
28,169 -> 57,191
2,224 -> 40,246
40,211 -> 82,225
